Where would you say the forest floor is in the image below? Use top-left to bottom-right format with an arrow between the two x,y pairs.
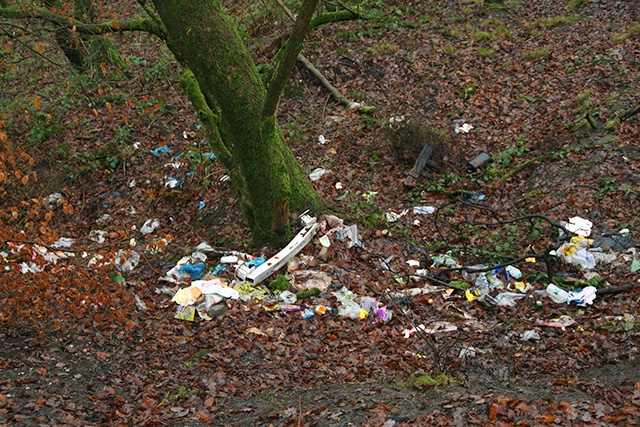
1,0 -> 639,426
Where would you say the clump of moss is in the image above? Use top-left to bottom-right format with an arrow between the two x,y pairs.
296,288 -> 321,299
269,275 -> 291,292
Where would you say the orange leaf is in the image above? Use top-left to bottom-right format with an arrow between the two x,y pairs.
21,175 -> 29,185
536,415 -> 556,424
100,62 -> 107,76
487,403 -> 498,421
128,98 -> 136,108
106,102 -> 112,113
0,132 -> 7,142
125,58 -> 131,67
98,87 -> 104,96
38,42 -> 44,53
111,21 -> 119,29
196,412 -> 211,421
4,43 -> 10,53
71,25 -> 77,33
92,108 -> 99,118
63,203 -> 74,214
34,96 -> 41,109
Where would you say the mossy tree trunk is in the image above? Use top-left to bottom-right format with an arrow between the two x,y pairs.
152,0 -> 326,247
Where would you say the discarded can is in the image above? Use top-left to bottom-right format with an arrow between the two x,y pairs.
467,151 -> 491,171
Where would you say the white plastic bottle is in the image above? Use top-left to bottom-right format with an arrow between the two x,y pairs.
546,284 -> 569,304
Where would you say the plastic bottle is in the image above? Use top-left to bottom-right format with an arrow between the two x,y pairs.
545,284 -> 569,304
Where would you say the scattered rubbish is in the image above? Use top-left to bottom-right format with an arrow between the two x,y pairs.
334,182 -> 343,190
553,236 -> 596,269
388,115 -> 405,127
175,305 -> 196,321
289,270 -> 331,292
221,255 -> 239,264
193,279 -> 240,300
43,193 -> 63,210
164,177 -> 182,188
567,286 -> 597,306
207,304 -> 228,318
135,294 -> 147,310
114,250 -> 140,273
140,218 -> 160,235
318,135 -> 326,145
459,347 -> 477,359
21,262 -> 42,274
561,216 -> 593,237
178,262 -> 206,280
467,151 -> 491,170
150,145 -> 170,156
319,235 -> 331,247
237,212 -> 319,285
172,286 -> 202,306
309,167 -> 329,181
413,206 -> 436,215
505,265 -> 522,279
462,191 -> 485,203
360,296 -> 392,323
454,121 -> 474,134
632,258 -> 640,273
53,237 -> 75,248
546,283 -> 569,303
332,286 -> 392,323
336,224 -> 362,248
495,292 -> 527,307
431,253 -> 461,269
406,260 -> 420,267
385,209 -> 409,222
521,330 -> 541,341
592,230 -> 635,253
403,322 -> 458,338
534,315 -> 576,329
89,230 -> 108,244
591,252 -> 617,265
198,201 -> 206,211
161,252 -> 207,284
404,144 -> 440,186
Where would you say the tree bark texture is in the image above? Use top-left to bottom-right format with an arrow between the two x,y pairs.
152,0 -> 325,246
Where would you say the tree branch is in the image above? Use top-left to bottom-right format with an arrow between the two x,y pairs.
308,9 -> 360,31
272,0 -> 373,113
179,69 -> 233,167
0,5 -> 166,38
296,54 -> 374,113
262,0 -> 319,118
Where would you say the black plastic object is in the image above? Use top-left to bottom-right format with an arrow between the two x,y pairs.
468,151 -> 492,170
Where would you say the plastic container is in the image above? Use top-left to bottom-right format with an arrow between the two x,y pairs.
546,284 -> 569,304
468,151 -> 492,170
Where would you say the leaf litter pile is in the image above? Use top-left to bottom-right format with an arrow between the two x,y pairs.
1,0 -> 639,426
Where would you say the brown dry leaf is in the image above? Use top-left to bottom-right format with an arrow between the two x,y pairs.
487,403 -> 498,421
246,327 -> 267,337
536,415 -> 557,424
